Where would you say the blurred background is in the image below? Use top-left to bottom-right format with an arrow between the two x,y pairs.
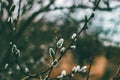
0,0 -> 120,80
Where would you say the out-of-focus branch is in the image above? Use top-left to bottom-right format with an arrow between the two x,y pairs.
112,65 -> 120,80
86,56 -> 95,80
15,0 -> 119,40
15,0 -> 55,39
23,0 -> 101,79
14,0 -> 21,29
52,5 -> 112,11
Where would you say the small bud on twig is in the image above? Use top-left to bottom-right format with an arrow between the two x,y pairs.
90,11 -> 95,19
85,15 -> 88,21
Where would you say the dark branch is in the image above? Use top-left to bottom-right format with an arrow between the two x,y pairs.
15,0 -> 55,39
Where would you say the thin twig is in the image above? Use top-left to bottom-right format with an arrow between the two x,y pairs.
15,0 -> 21,28
8,0 -> 35,79
112,65 -> 120,80
86,56 -> 95,80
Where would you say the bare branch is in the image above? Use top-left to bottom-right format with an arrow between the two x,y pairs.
15,0 -> 55,39
112,65 -> 120,80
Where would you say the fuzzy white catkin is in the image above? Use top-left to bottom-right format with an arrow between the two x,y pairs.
57,38 -> 64,48
71,74 -> 74,77
60,47 -> 65,52
49,48 -> 55,58
10,42 -> 12,45
7,17 -> 11,22
25,67 -> 29,73
57,75 -> 63,78
16,65 -> 20,70
72,67 -> 76,72
4,63 -> 9,69
80,66 -> 87,72
75,65 -> 80,72
8,17 -> 13,23
61,70 -> 66,76
12,44 -> 17,53
70,45 -> 76,49
16,50 -> 20,56
72,65 -> 81,73
71,33 -> 77,40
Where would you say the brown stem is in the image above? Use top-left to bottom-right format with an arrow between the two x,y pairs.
86,56 -> 95,80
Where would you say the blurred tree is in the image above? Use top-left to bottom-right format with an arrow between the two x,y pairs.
0,0 -> 120,80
